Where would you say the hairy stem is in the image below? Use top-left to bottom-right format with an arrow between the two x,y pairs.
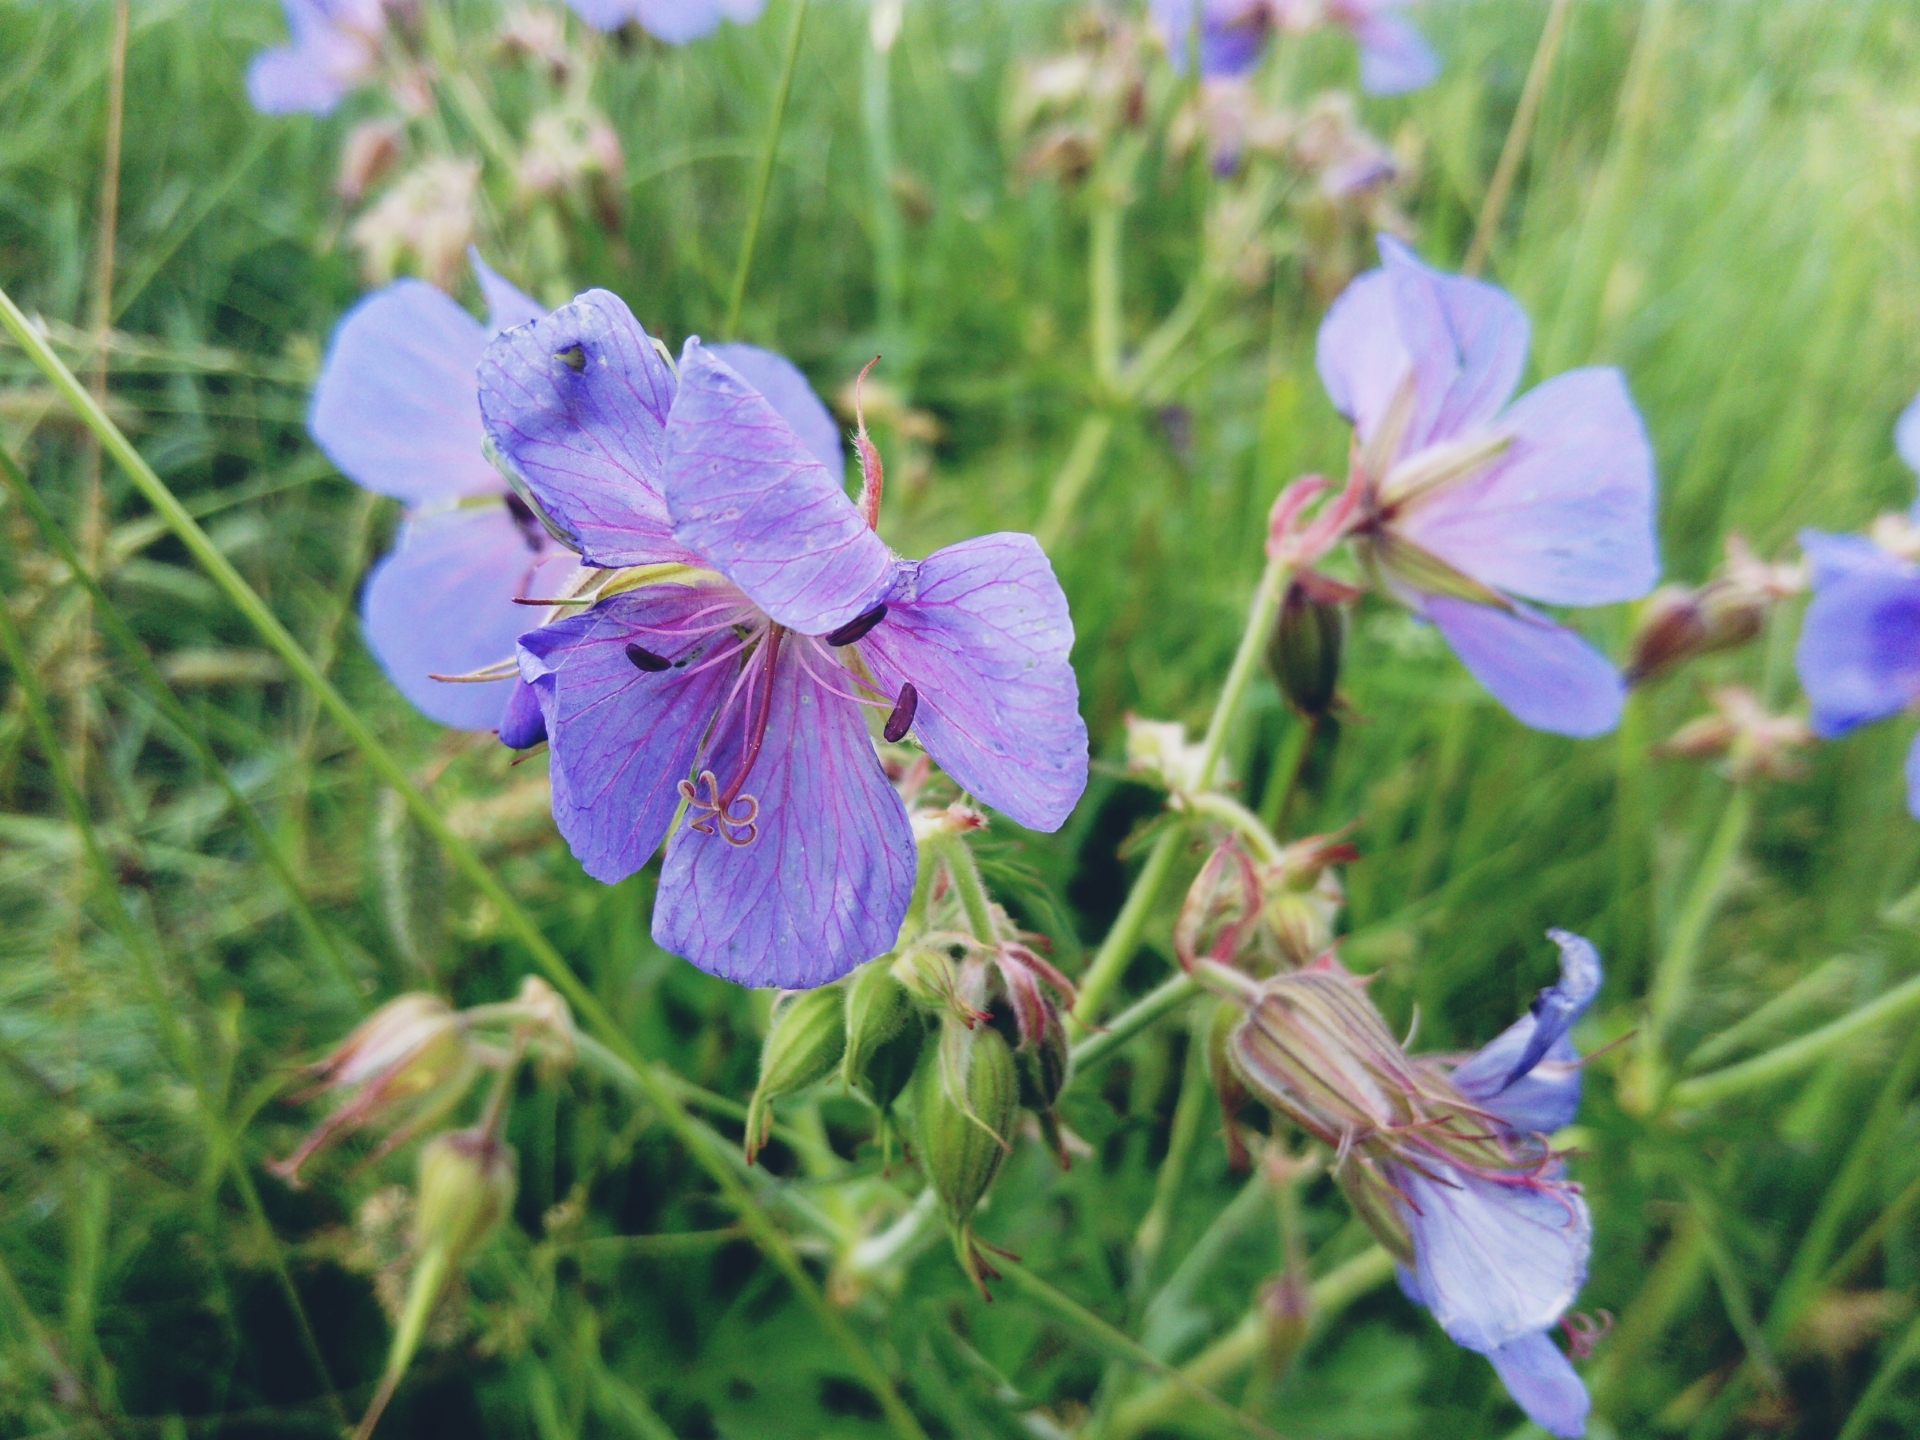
723,0 -> 810,340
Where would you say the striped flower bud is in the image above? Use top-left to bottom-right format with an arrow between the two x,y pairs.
913,1021 -> 1019,1297
744,983 -> 847,1164
843,959 -> 926,1114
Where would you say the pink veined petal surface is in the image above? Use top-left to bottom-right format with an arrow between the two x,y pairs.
309,280 -> 504,506
1396,1160 -> 1591,1354
1379,235 -> 1530,452
478,289 -> 692,567
1486,1333 -> 1590,1439
665,341 -> 895,636
706,343 -> 845,476
517,585 -> 740,884
1397,367 -> 1658,606
858,533 -> 1089,832
1426,597 -> 1625,737
654,653 -> 916,989
360,504 -> 557,730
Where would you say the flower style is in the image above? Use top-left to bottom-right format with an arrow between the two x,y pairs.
478,291 -> 1088,988
1152,0 -> 1437,96
1309,236 -> 1657,736
563,0 -> 766,44
248,0 -> 387,116
1793,389 -> 1920,816
1216,930 -> 1602,1437
309,251 -> 567,736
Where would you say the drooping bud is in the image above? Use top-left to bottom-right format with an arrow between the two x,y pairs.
1259,828 -> 1356,967
337,119 -> 404,205
1174,840 -> 1264,973
415,1127 -> 517,1267
843,959 -> 925,1114
271,993 -> 478,1187
1266,580 -> 1346,718
1625,535 -> 1804,685
744,984 -> 847,1164
913,1021 -> 1019,1297
1654,685 -> 1814,782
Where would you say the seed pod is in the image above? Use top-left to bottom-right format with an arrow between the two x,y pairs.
1266,581 -> 1345,718
744,983 -> 847,1164
914,1022 -> 1018,1232
914,1022 -> 1020,1297
415,1128 -> 517,1267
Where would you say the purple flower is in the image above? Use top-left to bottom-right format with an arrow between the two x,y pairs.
1793,390 -> 1920,817
1154,0 -> 1438,95
563,0 -> 767,44
247,0 -> 386,116
1394,929 -> 1601,1438
310,252 -> 569,735
478,291 -> 1089,988
1314,236 -> 1658,736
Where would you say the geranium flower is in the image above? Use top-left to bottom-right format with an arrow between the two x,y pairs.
247,0 -> 386,116
562,0 -> 766,44
1793,390 -> 1920,816
1153,0 -> 1437,96
1216,930 -> 1602,1437
478,292 -> 1088,987
1311,236 -> 1657,736
309,251 -> 568,738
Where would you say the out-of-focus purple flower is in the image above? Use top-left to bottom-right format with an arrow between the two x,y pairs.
310,251 -> 568,735
563,0 -> 766,45
1155,0 -> 1438,95
1794,389 -> 1920,817
479,291 -> 1088,988
1310,236 -> 1657,736
248,0 -> 386,116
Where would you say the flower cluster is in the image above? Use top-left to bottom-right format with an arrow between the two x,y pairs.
1151,0 -> 1438,97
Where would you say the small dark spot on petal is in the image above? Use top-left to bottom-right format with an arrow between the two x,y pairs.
625,643 -> 671,672
556,344 -> 586,373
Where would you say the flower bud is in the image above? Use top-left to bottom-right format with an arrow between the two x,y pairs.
415,1127 -> 516,1267
1266,580 -> 1346,718
1625,535 -> 1803,685
1124,714 -> 1215,797
744,983 -> 847,1164
843,960 -> 924,1112
1259,1270 -> 1313,1374
913,1021 -> 1019,1295
271,993 -> 477,1187
1654,685 -> 1813,782
1259,830 -> 1355,967
512,975 -> 576,1076
1174,840 -> 1263,972
337,120 -> 403,205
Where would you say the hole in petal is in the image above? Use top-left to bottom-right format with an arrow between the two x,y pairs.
556,344 -> 586,373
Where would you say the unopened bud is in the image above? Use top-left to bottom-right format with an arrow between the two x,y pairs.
337,120 -> 404,205
271,993 -> 477,1187
744,984 -> 847,1164
1124,714 -> 1216,797
1267,581 -> 1346,718
1654,685 -> 1813,781
914,1022 -> 1019,1294
843,960 -> 925,1113
1260,1270 -> 1313,1373
416,1128 -> 516,1266
1260,830 -> 1354,966
1175,840 -> 1263,972
1626,536 -> 1802,685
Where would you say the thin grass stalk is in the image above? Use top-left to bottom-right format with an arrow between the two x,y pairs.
0,584 -> 346,1423
0,282 -> 928,1440
0,442 -> 355,998
1463,0 -> 1572,278
722,0 -> 809,340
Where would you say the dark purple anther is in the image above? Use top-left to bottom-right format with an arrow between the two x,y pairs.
625,643 -> 671,672
824,604 -> 887,647
883,682 -> 918,743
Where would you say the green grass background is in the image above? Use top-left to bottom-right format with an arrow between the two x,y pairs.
4,1 -> 1920,1437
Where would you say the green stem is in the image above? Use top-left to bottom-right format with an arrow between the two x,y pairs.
992,1258 -> 1282,1440
1034,411 -> 1116,553
1090,186 -> 1124,391
1068,973 -> 1198,1083
1835,1309 -> 1920,1440
937,832 -> 998,947
722,0 -> 809,340
1667,972 -> 1920,1111
1462,0 -> 1573,277
0,442 -> 354,999
1074,549 -> 1294,1024
1647,783 -> 1752,1050
0,283 -> 928,1440
1103,1245 -> 1394,1440
1186,791 -> 1282,863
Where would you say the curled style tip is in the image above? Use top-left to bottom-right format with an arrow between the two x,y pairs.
625,643 -> 672,672
824,604 -> 887,647
884,682 -> 919,743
